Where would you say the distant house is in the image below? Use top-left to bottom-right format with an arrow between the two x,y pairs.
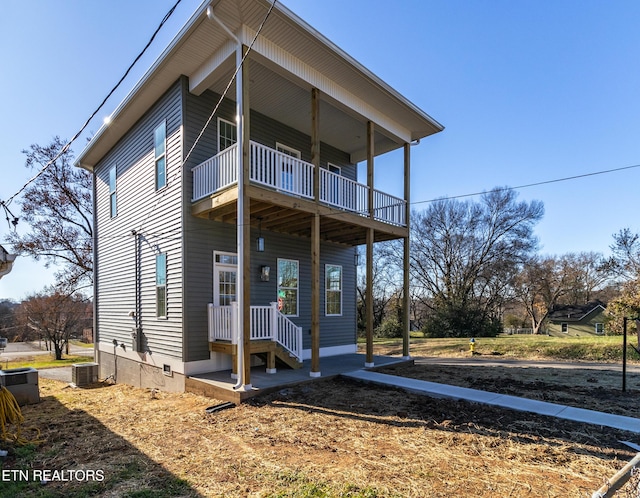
0,245 -> 16,280
546,302 -> 607,337
74,0 -> 443,396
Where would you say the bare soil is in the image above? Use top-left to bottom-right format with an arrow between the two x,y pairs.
1,376 -> 638,497
376,359 -> 640,418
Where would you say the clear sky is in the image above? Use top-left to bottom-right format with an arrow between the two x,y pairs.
1,0 -> 639,300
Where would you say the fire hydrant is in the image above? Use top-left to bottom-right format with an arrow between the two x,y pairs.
469,337 -> 476,355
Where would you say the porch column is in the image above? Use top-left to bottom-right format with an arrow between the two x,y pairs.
365,121 -> 375,367
311,213 -> 321,377
310,88 -> 321,377
236,43 -> 252,390
402,142 -> 411,359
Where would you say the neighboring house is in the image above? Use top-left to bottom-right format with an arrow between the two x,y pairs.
0,245 -> 16,280
75,0 -> 443,396
545,302 -> 607,337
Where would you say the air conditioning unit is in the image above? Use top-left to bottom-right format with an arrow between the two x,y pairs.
72,363 -> 99,387
0,367 -> 40,405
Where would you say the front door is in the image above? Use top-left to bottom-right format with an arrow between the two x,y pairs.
213,252 -> 238,306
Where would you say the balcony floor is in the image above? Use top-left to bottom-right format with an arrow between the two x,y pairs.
192,184 -> 408,246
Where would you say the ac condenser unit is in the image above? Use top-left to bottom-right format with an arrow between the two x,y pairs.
0,367 -> 40,405
72,363 -> 99,387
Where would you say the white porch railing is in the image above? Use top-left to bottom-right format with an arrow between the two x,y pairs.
192,140 -> 407,227
208,302 -> 303,362
192,143 -> 238,201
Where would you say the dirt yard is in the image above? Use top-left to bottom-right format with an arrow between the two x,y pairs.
1,374 -> 638,497
377,359 -> 640,418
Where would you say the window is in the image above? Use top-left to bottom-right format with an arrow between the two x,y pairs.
325,264 -> 342,316
595,323 -> 604,335
156,253 -> 167,318
277,259 -> 299,316
276,143 -> 300,192
154,122 -> 166,190
218,118 -> 237,151
561,323 -> 568,333
109,165 -> 117,218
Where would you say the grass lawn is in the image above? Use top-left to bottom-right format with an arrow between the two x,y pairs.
362,333 -> 639,363
0,355 -> 94,370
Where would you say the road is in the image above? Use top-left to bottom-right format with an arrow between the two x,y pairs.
0,341 -> 94,360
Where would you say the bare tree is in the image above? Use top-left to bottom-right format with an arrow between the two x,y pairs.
15,288 -> 91,360
411,188 -> 543,337
7,137 -> 93,291
512,256 -> 574,334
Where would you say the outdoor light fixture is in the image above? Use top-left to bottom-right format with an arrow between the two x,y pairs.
256,218 -> 265,252
261,265 -> 270,282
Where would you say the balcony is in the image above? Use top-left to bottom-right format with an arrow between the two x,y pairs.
192,142 -> 407,237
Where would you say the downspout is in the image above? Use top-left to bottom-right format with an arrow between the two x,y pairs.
207,5 -> 245,390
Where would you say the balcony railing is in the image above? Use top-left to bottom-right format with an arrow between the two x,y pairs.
192,141 -> 406,227
208,302 -> 303,362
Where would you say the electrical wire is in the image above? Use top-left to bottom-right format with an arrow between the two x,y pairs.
1,0 -> 183,208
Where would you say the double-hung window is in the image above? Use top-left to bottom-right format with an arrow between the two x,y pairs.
154,122 -> 166,190
277,259 -> 299,316
325,264 -> 342,316
156,253 -> 167,318
109,165 -> 117,218
218,118 -> 237,151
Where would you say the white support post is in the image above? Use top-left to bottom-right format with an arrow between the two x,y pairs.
270,302 -> 279,342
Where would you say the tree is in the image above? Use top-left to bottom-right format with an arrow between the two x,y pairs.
356,241 -> 403,335
559,252 -> 610,305
411,188 -> 543,337
512,256 -> 573,334
7,137 -> 93,291
15,288 -> 91,360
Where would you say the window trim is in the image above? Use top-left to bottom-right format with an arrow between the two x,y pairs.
561,322 -> 568,333
276,142 -> 301,159
156,252 -> 167,319
109,165 -> 117,218
325,264 -> 343,317
327,163 -> 342,175
154,121 -> 167,191
595,323 -> 604,335
217,117 -> 237,152
277,258 -> 299,317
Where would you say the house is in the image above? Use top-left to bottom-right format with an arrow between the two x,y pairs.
75,0 -> 443,398
545,301 -> 607,336
0,245 -> 16,280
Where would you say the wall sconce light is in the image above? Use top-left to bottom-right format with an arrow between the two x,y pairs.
256,217 -> 265,252
261,265 -> 270,282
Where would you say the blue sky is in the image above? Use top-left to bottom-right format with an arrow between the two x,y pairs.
1,0 -> 640,299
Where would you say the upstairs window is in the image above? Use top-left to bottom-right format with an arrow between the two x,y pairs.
109,165 -> 117,218
218,118 -> 237,151
154,122 -> 166,190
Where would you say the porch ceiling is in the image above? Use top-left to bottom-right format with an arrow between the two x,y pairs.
192,186 -> 407,246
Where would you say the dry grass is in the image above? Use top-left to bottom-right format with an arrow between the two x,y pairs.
1,376 -> 637,497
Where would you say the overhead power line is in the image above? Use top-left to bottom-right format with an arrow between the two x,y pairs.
412,163 -> 640,205
2,0 -> 183,208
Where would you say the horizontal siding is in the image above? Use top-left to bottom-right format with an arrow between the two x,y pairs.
94,79 -> 184,359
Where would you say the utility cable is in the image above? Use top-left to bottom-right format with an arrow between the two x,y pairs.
2,0 -> 183,208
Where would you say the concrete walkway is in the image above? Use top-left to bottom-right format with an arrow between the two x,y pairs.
344,369 -> 640,434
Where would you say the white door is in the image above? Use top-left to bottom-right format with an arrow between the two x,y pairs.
213,252 -> 238,306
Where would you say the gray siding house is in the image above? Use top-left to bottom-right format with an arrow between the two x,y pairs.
75,0 -> 443,396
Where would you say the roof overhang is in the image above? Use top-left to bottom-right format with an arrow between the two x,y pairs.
76,0 -> 443,171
